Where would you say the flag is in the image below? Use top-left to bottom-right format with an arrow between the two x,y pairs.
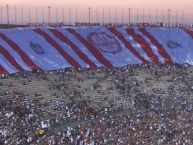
0,27 -> 193,74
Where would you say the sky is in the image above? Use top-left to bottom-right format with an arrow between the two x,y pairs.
1,0 -> 192,10
0,0 -> 193,24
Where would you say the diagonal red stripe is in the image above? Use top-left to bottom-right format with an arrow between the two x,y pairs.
0,33 -> 40,71
183,28 -> 193,39
139,28 -> 173,64
108,27 -> 148,63
0,64 -> 8,74
34,28 -> 81,69
49,29 -> 96,69
66,28 -> 114,68
127,28 -> 160,63
0,44 -> 24,71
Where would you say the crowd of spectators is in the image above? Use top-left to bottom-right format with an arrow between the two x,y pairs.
27,22 -> 193,28
0,63 -> 192,145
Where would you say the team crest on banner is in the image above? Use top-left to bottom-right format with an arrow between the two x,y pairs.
29,41 -> 45,55
87,32 -> 122,54
167,40 -> 182,49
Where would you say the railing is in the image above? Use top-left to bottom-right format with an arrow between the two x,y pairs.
0,22 -> 193,29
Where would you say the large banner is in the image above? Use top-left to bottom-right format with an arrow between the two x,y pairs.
0,27 -> 193,73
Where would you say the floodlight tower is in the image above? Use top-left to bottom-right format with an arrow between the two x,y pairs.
75,8 -> 78,23
29,6 -> 31,24
128,8 -> 131,24
149,9 -> 152,24
182,10 -> 184,25
114,8 -> 117,23
36,7 -> 38,24
102,8 -> 105,24
0,6 -> 2,24
156,9 -> 158,23
42,7 -> 45,24
15,6 -> 17,24
56,7 -> 58,23
22,6 -> 24,25
108,8 -> 111,23
121,9 -> 124,25
142,8 -> 145,23
175,10 -> 178,24
6,4 -> 9,24
88,7 -> 91,24
137,8 -> 139,23
62,7 -> 65,24
48,6 -> 51,24
69,8 -> 71,25
161,9 -> 164,23
96,8 -> 98,23
168,9 -> 171,25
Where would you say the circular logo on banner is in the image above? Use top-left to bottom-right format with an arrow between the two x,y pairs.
30,41 -> 45,55
167,40 -> 182,49
87,32 -> 122,54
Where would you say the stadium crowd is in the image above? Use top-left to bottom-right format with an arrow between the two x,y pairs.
0,63 -> 193,145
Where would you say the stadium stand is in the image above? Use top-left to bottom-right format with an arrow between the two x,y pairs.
0,26 -> 193,144
0,63 -> 193,144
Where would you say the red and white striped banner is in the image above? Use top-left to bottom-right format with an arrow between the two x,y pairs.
0,27 -> 193,74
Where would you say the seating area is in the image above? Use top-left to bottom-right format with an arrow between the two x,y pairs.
0,63 -> 193,144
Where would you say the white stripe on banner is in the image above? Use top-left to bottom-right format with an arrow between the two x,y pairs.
59,28 -> 104,67
73,27 -> 142,67
0,39 -> 31,71
147,28 -> 193,64
117,28 -> 152,62
0,54 -> 17,73
43,28 -> 89,68
134,28 -> 165,63
1,29 -> 72,70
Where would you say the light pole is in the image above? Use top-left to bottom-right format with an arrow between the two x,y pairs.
175,10 -> 178,24
48,6 -> 51,24
108,8 -> 111,24
121,9 -> 124,25
128,8 -> 131,24
102,8 -> 105,24
137,8 -> 138,23
69,8 -> 71,25
36,7 -> 38,24
149,9 -> 152,24
114,8 -> 117,23
143,8 -> 145,23
63,7 -> 65,24
168,9 -> 171,25
96,8 -> 98,23
156,9 -> 158,23
161,9 -> 164,24
42,7 -> 45,24
6,4 -> 9,25
75,8 -> 78,23
15,6 -> 17,24
182,10 -> 184,25
29,6 -> 31,24
0,6 -> 2,24
22,6 -> 24,25
62,7 -> 64,24
56,7 -> 58,23
88,7 -> 91,24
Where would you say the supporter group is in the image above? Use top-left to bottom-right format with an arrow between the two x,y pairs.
0,63 -> 192,145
